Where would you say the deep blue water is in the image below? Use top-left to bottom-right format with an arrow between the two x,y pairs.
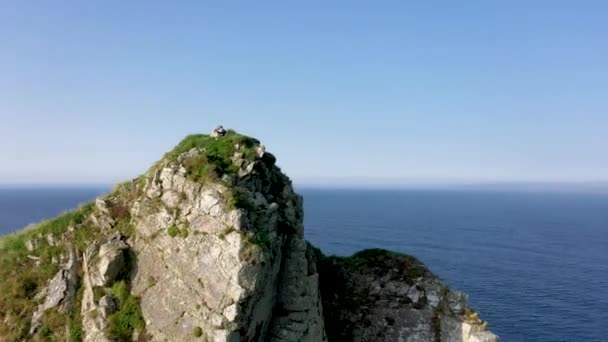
1,188 -> 607,341
302,189 -> 608,342
0,188 -> 109,235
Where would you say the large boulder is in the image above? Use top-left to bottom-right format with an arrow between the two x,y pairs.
91,233 -> 129,287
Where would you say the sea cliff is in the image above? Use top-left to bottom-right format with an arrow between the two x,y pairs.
0,129 -> 497,341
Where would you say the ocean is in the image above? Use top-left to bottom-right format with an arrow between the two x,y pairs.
1,188 -> 607,341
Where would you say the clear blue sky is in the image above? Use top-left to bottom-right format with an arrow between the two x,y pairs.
0,1 -> 606,186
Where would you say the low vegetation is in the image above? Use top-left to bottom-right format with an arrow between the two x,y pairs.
0,185 -> 140,340
167,225 -> 179,238
107,281 -> 145,341
104,196 -> 136,238
155,131 -> 259,185
0,204 -> 94,341
179,228 -> 189,238
344,249 -> 428,284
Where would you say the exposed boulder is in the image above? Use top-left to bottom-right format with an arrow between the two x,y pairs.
90,233 -> 129,287
81,249 -> 114,342
29,248 -> 80,335
25,238 -> 38,252
256,144 -> 266,158
46,233 -> 58,246
98,295 -> 117,318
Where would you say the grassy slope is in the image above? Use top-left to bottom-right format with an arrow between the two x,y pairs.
0,205 -> 94,340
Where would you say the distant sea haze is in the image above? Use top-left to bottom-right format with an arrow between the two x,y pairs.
1,187 -> 607,341
295,179 -> 608,194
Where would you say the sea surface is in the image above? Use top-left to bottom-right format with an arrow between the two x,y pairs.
1,188 -> 607,341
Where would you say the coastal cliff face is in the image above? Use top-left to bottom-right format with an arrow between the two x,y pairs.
0,130 -> 497,342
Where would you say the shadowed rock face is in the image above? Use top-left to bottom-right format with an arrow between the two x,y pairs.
316,249 -> 498,342
0,130 -> 498,342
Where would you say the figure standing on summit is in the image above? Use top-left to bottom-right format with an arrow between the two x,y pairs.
211,125 -> 227,138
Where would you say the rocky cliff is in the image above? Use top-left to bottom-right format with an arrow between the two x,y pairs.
0,129 -> 498,342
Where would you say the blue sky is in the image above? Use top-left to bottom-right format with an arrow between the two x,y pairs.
0,1 -> 606,186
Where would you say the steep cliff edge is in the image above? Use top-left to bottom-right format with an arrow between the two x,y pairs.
0,129 -> 497,342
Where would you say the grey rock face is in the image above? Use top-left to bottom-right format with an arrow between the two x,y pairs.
91,233 -> 129,287
129,144 -> 316,342
81,240 -> 115,342
79,233 -> 133,342
25,238 -> 38,252
256,145 -> 266,158
98,295 -> 117,319
29,248 -> 79,335
267,239 -> 327,342
46,233 -> 58,246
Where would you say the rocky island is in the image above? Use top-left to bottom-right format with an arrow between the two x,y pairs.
0,129 -> 498,342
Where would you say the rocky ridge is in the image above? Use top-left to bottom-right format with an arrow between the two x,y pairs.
0,129 -> 498,342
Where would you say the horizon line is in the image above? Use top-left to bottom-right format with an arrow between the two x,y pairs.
1,180 -> 607,194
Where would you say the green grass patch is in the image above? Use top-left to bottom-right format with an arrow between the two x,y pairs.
346,249 -> 427,283
114,219 -> 135,238
153,131 -> 260,185
0,203 -> 96,341
74,224 -> 102,252
167,225 -> 189,239
107,281 -> 145,341
69,281 -> 85,342
112,176 -> 146,204
39,309 -> 68,340
36,205 -> 93,237
225,188 -> 254,211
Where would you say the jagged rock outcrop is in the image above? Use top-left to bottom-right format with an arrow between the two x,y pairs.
81,252 -> 112,342
89,233 -> 129,287
29,248 -> 79,335
128,133 -> 320,341
316,249 -> 498,342
0,129 -> 498,342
